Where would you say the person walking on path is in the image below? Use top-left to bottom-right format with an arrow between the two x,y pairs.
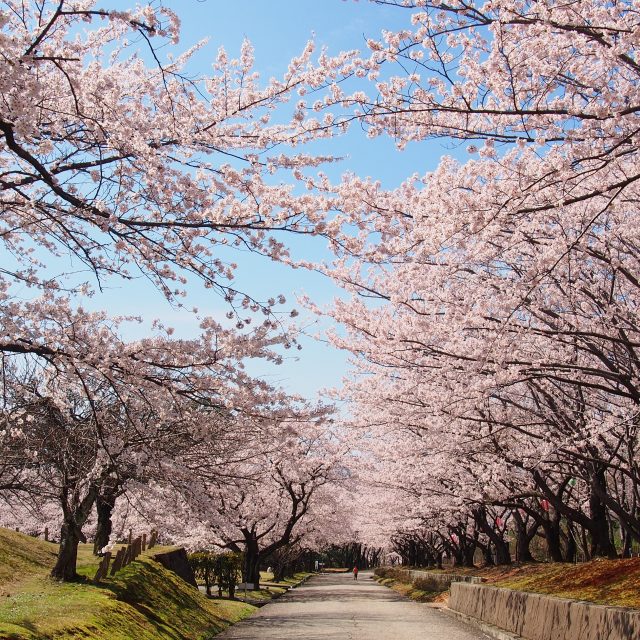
353,566 -> 359,580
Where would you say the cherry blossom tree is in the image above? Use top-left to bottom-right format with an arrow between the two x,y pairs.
0,1 -> 359,302
141,411 -> 349,589
306,0 -> 640,562
0,0 -> 358,580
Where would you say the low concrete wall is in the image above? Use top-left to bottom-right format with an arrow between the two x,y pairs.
449,582 -> 640,640
153,548 -> 198,588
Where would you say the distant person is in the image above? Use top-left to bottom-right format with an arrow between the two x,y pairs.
353,566 -> 359,580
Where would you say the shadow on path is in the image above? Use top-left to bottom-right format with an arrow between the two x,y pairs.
215,570 -> 486,640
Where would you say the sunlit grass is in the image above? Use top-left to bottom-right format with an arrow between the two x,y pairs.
490,558 -> 640,608
0,528 -> 255,639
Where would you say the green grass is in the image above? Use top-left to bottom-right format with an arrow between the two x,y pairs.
0,528 -> 255,639
218,571 -> 312,604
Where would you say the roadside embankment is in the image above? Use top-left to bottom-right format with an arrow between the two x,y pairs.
0,527 -> 254,639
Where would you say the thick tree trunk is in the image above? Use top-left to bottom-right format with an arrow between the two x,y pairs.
462,542 -> 476,567
462,552 -> 475,568
513,510 -> 538,562
242,538 -> 261,590
273,563 -> 285,582
494,538 -> 511,565
93,492 -> 116,555
450,546 -> 464,566
51,521 -> 83,581
515,524 -> 535,563
482,543 -> 494,566
541,517 -> 564,562
589,469 -> 617,559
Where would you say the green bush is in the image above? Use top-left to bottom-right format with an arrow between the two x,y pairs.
189,551 -> 243,598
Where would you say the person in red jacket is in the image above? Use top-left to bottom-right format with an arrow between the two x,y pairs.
353,566 -> 359,580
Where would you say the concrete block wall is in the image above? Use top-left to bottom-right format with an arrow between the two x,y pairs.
449,582 -> 640,640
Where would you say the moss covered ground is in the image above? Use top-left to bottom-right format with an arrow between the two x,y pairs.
0,528 -> 255,639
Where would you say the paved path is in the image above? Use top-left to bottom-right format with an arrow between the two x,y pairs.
216,571 -> 489,640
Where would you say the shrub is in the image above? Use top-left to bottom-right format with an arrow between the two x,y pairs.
189,551 -> 243,598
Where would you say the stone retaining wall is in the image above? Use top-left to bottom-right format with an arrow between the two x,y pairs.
449,582 -> 640,640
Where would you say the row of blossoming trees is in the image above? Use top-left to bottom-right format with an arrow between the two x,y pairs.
0,1 -> 360,583
319,0 -> 640,566
1,0 -> 639,580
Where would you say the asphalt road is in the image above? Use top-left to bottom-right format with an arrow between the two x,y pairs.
215,571 -> 490,640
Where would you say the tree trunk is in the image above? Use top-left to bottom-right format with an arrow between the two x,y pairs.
51,521 -> 83,581
515,524 -> 535,563
494,538 -> 511,565
242,538 -> 261,590
93,492 -> 116,555
512,511 -> 538,563
541,516 -> 564,562
462,541 -> 476,567
589,469 -> 617,559
563,523 -> 577,563
482,542 -> 494,566
273,563 -> 285,582
621,525 -> 633,559
474,508 -> 511,565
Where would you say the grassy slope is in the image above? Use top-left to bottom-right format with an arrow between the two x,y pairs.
378,559 -> 640,609
483,558 -> 640,608
0,528 -> 255,639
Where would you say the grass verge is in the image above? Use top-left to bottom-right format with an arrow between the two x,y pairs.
227,572 -> 312,605
0,528 -> 255,639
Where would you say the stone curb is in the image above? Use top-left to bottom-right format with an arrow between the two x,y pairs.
437,606 -> 523,640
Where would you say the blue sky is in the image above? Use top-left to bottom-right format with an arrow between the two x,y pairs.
85,0 -> 460,401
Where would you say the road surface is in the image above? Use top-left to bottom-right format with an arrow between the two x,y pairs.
216,571 -> 489,640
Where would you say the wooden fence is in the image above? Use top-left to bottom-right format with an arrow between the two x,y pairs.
93,529 -> 159,582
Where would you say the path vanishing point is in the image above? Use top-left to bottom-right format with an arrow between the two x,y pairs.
216,571 -> 488,640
